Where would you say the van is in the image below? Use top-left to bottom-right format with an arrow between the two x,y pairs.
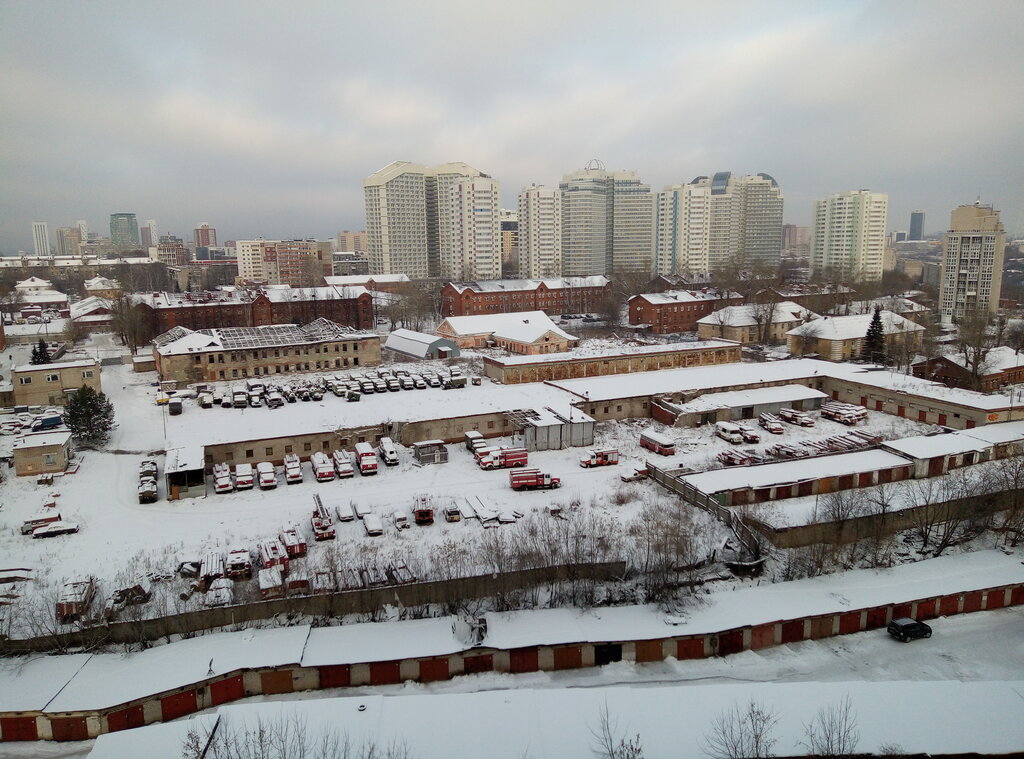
715,421 -> 745,444
363,513 -> 384,536
639,430 -> 676,456
378,437 -> 399,466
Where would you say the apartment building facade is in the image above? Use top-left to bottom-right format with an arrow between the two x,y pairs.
938,203 -> 1005,322
810,190 -> 888,282
517,185 -> 561,278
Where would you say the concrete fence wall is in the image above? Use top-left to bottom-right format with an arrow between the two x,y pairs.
3,579 -> 1021,742
0,562 -> 628,654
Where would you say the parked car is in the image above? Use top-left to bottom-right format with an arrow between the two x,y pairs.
393,511 -> 410,529
32,520 -> 80,538
887,618 -> 932,642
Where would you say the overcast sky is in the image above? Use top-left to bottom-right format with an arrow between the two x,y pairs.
1,0 -> 1022,253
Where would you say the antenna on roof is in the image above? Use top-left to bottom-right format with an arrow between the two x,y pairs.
584,158 -> 606,171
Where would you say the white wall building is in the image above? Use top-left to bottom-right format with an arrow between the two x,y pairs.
939,203 -> 1006,322
32,221 -> 50,257
443,176 -> 501,281
810,190 -> 888,282
518,185 -> 562,278
655,182 -> 711,275
363,161 -> 484,279
559,161 -> 653,276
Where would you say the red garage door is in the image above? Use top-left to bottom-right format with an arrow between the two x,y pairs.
939,594 -> 961,616
1012,587 -> 1024,606
985,589 -> 1007,610
509,648 -> 539,674
865,607 -> 888,629
418,658 -> 449,683
915,599 -> 937,620
676,638 -> 705,659
781,620 -> 804,643
634,639 -> 664,662
750,625 -> 775,650
839,611 -> 862,635
319,664 -> 351,688
210,675 -> 244,706
891,603 -> 912,619
107,705 -> 145,732
553,646 -> 582,671
962,591 -> 983,613
50,717 -> 89,742
463,654 -> 493,674
717,629 -> 744,656
1,717 -> 38,742
369,661 -> 401,685
161,690 -> 197,722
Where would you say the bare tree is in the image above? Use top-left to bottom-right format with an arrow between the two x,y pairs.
110,295 -> 151,354
589,702 -> 645,759
800,695 -> 860,757
953,310 -> 996,391
0,283 -> 23,319
701,699 -> 779,759
788,320 -> 820,357
994,454 -> 1024,547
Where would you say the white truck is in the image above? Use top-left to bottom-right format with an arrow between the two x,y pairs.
377,437 -> 399,466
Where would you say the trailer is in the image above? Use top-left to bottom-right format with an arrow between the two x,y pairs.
199,552 -> 226,591
284,454 -> 303,484
477,446 -> 528,470
280,526 -> 307,557
354,442 -> 378,475
310,451 -> 335,482
332,449 -> 355,478
56,577 -> 95,623
820,401 -> 866,426
639,429 -> 676,456
579,448 -> 619,468
225,548 -> 253,579
509,468 -> 561,491
311,494 -> 336,540
258,538 -> 289,574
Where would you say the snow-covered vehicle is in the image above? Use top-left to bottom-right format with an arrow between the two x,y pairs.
363,513 -> 384,536
32,520 -> 80,539
225,548 -> 253,579
377,437 -> 399,466
138,477 -> 158,503
311,451 -> 335,481
393,511 -> 410,529
257,462 -> 277,489
332,449 -> 355,478
284,454 -> 303,484
579,448 -> 619,468
311,494 -> 336,540
235,463 -> 254,489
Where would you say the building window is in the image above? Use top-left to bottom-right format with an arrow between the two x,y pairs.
285,445 -> 293,454
226,451 -> 234,460
18,377 -> 31,385
245,449 -> 254,458
46,373 -> 59,382
304,442 -> 312,451
265,447 -> 273,456
43,453 -> 57,466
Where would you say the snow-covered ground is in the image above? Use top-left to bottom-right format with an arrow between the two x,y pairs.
5,606 -> 1022,758
0,335 -> 944,635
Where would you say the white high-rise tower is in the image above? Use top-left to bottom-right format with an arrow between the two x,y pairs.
518,185 -> 562,278
443,176 -> 501,281
32,222 -> 50,257
810,190 -> 888,282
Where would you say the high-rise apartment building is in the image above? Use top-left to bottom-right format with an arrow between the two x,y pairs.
54,227 -> 82,257
938,203 -> 1005,323
654,172 -> 783,274
810,190 -> 888,282
654,182 -> 711,274
363,161 -> 483,278
909,210 -> 925,241
76,220 -> 88,243
193,223 -> 217,248
141,220 -> 158,248
109,213 -> 140,247
559,161 -> 653,276
31,222 -> 50,257
518,186 -> 562,279
335,230 -> 367,253
500,209 -> 519,273
443,176 -> 501,281
782,224 -> 811,257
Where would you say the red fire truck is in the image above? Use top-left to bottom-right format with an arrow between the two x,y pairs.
477,446 -> 528,470
509,468 -> 561,491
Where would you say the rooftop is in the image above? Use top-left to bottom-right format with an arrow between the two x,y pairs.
439,311 -> 577,343
696,301 -> 814,328
932,346 -> 1024,375
13,430 -> 72,450
787,310 -> 924,341
448,276 -> 609,293
13,358 -> 99,373
483,339 -> 736,367
154,318 -> 378,356
631,288 -> 740,305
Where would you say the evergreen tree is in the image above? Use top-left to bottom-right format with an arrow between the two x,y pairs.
62,385 -> 115,446
29,338 -> 49,365
860,305 -> 886,364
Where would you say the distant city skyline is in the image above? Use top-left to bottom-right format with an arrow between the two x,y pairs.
1,2 -> 1021,252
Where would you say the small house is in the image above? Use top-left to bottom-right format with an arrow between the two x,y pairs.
384,329 -> 460,360
13,431 -> 72,477
164,446 -> 207,501
786,311 -> 924,361
436,311 -> 579,355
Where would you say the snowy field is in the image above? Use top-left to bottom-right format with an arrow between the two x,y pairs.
5,605 -> 1022,758
0,334 -> 943,636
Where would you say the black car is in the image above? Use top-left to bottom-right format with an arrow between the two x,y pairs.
887,617 -> 932,642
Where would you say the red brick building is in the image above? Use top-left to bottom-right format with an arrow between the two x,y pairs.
133,286 -> 374,337
441,277 -> 611,317
912,347 -> 1024,392
628,289 -> 743,334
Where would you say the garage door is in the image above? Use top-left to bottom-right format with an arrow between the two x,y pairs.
107,705 -> 145,733
260,670 -> 294,695
1,717 -> 38,742
509,648 -> 539,674
210,675 -> 244,706
50,717 -> 89,742
161,690 -> 197,722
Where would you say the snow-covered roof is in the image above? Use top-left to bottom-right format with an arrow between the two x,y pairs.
46,625 -> 311,711
20,290 -> 69,305
848,296 -> 930,315
135,285 -> 369,309
15,275 -> 52,290
164,445 -> 206,473
881,431 -> 991,460
302,617 -> 463,667
324,274 -> 409,285
13,430 -> 71,450
448,276 -> 609,293
484,340 -> 737,367
937,346 -> 1024,375
630,288 -> 740,305
384,328 -> 454,358
696,301 -> 814,328
548,357 -> 1017,412
88,714 -> 220,759
84,276 -> 120,290
0,654 -> 92,711
439,311 -> 577,343
155,318 -> 377,356
13,358 -> 98,373
786,310 -> 924,340
69,296 -> 112,319
680,449 -> 912,495
670,384 -> 828,413
961,419 -> 1024,446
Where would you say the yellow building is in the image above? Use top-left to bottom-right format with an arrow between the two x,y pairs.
12,360 -> 101,406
